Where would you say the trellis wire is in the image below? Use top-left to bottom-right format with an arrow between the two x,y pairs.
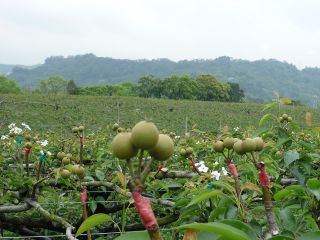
0,229 -> 173,239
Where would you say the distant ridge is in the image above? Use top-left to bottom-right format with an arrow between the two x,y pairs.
5,54 -> 320,105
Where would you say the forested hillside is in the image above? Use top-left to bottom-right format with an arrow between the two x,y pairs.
7,54 -> 320,104
0,64 -> 16,75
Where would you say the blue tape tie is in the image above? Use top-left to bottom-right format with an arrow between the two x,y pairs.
40,154 -> 46,162
17,135 -> 23,145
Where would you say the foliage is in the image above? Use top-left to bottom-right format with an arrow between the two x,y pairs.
1,96 -> 320,239
7,54 -> 320,105
0,94 -> 318,135
81,74 -> 240,102
0,75 -> 21,94
37,75 -> 68,95
66,80 -> 78,95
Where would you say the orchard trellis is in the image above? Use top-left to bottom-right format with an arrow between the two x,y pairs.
0,108 -> 320,240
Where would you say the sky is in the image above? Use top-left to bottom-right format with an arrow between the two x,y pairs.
1,0 -> 320,68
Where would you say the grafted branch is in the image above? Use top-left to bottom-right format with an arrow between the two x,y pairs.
0,202 -> 31,213
25,199 -> 78,240
82,181 -> 175,207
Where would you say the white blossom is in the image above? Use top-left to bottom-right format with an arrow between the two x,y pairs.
21,123 -> 31,131
198,165 -> 209,173
213,161 -> 219,166
9,127 -> 22,135
195,161 -> 208,173
221,167 -> 228,176
1,135 -> 9,140
47,151 -> 52,156
211,171 -> 221,181
233,127 -> 240,132
175,135 -> 181,140
40,140 -> 48,146
8,123 -> 16,129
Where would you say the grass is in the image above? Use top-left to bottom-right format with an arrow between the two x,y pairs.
0,94 -> 319,135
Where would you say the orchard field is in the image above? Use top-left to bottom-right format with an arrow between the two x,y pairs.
0,94 -> 320,240
0,94 -> 319,134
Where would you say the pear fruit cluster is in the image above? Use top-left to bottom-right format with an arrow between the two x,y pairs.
279,114 -> 292,123
213,137 -> 265,155
72,126 -> 85,134
179,147 -> 193,157
112,120 -> 174,161
57,151 -> 85,178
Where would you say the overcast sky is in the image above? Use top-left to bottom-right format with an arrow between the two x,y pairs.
1,0 -> 320,68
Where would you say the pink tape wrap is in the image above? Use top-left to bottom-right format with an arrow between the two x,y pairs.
227,162 -> 239,178
259,165 -> 270,187
132,191 -> 158,229
81,189 -> 87,205
25,148 -> 30,156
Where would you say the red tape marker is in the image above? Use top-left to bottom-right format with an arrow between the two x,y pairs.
190,160 -> 196,169
227,162 -> 239,178
259,165 -> 270,187
132,191 -> 158,229
25,148 -> 30,156
81,189 -> 87,205
80,137 -> 84,146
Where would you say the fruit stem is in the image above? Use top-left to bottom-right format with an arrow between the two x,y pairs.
256,162 -> 279,236
25,148 -> 30,177
31,172 -> 54,198
81,187 -> 92,240
224,158 -> 247,223
137,150 -> 144,175
189,157 -> 201,176
141,158 -> 154,182
131,191 -> 163,240
36,160 -> 42,181
79,136 -> 84,165
126,159 -> 136,180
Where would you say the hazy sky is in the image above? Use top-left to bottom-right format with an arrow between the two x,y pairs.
1,0 -> 320,68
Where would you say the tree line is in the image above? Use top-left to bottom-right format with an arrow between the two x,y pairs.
0,74 -> 245,102
76,74 -> 244,102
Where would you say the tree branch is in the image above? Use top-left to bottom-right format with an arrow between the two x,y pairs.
0,202 -> 31,213
25,199 -> 78,240
82,181 -> 175,207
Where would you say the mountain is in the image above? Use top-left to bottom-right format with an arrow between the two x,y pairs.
0,64 -> 17,75
0,64 -> 39,75
7,54 -> 320,105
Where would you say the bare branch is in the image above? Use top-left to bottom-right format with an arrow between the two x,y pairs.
0,203 -> 31,213
25,199 -> 78,240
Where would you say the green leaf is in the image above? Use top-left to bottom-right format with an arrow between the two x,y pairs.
114,231 -> 149,240
176,222 -> 250,240
269,236 -> 294,240
76,213 -> 112,237
290,165 -> 305,185
95,169 -> 105,181
274,185 -> 305,201
251,127 -> 269,137
275,138 -> 291,148
306,179 -> 320,201
284,150 -> 299,168
219,219 -> 257,240
89,200 -> 97,213
187,190 -> 221,207
259,113 -> 272,127
297,231 -> 320,240
210,182 -> 235,194
197,231 -> 220,240
262,102 -> 278,112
